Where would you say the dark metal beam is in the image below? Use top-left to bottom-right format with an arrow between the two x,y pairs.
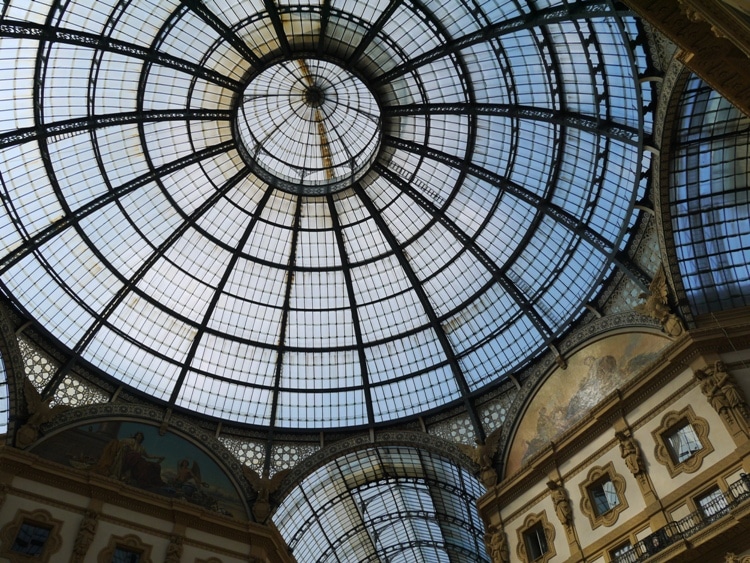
372,0 -> 620,85
382,135 -> 618,257
317,0 -> 331,54
346,0 -> 402,65
326,195 -> 376,427
0,140 -> 234,275
0,109 -> 232,150
383,103 -> 640,145
0,19 -> 242,91
353,182 -> 485,440
265,195 -> 302,468
375,163 -> 553,340
263,0 -> 291,58
168,185 -> 274,405
179,0 -> 264,68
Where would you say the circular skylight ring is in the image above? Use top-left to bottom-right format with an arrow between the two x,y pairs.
235,59 -> 382,196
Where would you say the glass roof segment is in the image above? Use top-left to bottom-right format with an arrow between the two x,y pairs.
0,0 -> 650,430
670,74 -> 750,316
235,58 -> 382,195
274,446 -> 489,563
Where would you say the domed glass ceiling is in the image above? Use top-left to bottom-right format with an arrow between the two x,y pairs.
0,0 -> 649,430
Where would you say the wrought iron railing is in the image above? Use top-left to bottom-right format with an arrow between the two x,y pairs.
611,474 -> 750,562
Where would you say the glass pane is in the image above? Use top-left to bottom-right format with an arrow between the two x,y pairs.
11,523 -> 51,556
592,478 -> 619,515
697,488 -> 729,521
112,547 -> 141,563
666,423 -> 701,463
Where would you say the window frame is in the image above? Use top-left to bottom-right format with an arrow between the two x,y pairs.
97,534 -> 152,563
652,405 -> 713,477
579,462 -> 628,529
0,509 -> 63,563
516,512 -> 556,563
694,485 -> 730,523
609,541 -> 637,563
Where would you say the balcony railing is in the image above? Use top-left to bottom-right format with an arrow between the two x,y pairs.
612,474 -> 750,563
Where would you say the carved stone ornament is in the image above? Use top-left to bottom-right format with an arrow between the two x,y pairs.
634,265 -> 685,337
165,534 -> 183,563
243,467 -> 291,523
71,510 -> 98,563
458,427 -> 503,488
615,430 -> 645,477
15,379 -> 70,449
546,481 -> 573,528
484,523 -> 510,563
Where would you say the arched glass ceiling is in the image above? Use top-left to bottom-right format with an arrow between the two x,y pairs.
670,74 -> 750,316
274,446 -> 488,563
0,0 -> 649,429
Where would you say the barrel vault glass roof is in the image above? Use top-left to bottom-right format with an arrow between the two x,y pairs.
0,0 -> 652,431
275,446 -> 489,562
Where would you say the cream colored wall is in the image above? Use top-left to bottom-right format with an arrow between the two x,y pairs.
0,488 -> 268,562
501,487 -> 572,563
482,333 -> 750,563
0,446 -> 293,563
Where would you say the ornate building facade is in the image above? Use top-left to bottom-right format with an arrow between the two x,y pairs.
0,0 -> 748,562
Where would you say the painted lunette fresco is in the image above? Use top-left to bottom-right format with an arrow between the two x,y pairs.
506,331 -> 670,475
31,420 -> 246,519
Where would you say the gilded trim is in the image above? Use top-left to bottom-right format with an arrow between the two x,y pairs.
0,509 -> 63,563
652,405 -> 713,477
578,462 -> 629,529
515,511 -> 556,563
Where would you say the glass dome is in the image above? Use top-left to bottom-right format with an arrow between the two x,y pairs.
0,0 -> 649,430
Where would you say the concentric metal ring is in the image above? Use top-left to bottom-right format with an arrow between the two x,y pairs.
235,59 -> 381,196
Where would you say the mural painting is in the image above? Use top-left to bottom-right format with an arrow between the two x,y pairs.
506,331 -> 670,475
31,420 -> 246,518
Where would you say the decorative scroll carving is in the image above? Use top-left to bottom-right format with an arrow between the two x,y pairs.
165,534 -> 183,563
459,427 -> 502,487
634,265 -> 684,337
242,467 -> 291,523
484,523 -> 510,563
71,510 -> 98,563
616,431 -> 645,477
546,481 -> 573,528
15,379 -> 69,449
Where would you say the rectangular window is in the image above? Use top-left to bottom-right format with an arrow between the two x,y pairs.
11,522 -> 51,556
665,421 -> 701,463
112,547 -> 142,563
590,477 -> 620,516
524,522 -> 548,561
696,487 -> 729,522
610,542 -> 636,563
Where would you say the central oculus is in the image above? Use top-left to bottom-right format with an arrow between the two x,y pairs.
235,59 -> 382,196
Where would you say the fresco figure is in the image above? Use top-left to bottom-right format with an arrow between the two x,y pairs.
96,431 -> 165,488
